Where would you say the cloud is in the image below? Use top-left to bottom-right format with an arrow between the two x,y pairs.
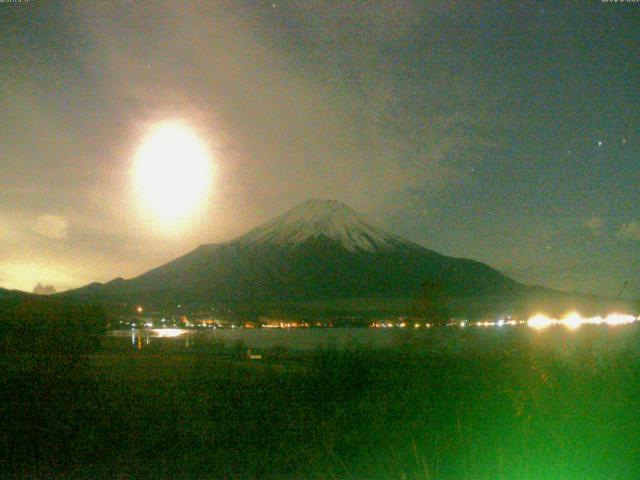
0,260 -> 94,293
33,282 -> 57,295
584,216 -> 604,233
32,214 -> 67,240
69,0 -> 498,217
619,222 -> 640,241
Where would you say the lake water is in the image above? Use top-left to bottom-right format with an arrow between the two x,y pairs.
110,324 -> 640,359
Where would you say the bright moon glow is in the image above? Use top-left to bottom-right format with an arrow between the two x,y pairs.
134,121 -> 212,223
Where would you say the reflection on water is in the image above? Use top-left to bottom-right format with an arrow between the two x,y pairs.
152,328 -> 187,338
122,328 -> 193,350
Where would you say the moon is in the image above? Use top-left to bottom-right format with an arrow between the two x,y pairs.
133,121 -> 212,225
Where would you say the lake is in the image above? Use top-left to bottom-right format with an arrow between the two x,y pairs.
110,324 -> 640,359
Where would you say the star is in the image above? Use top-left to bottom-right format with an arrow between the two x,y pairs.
597,140 -> 603,147
622,138 -> 627,145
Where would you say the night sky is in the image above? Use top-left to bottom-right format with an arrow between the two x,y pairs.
1,1 -> 638,296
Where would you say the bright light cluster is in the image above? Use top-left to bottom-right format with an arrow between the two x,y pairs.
263,321 -> 311,329
152,328 -> 187,338
527,312 -> 638,330
475,319 -> 520,327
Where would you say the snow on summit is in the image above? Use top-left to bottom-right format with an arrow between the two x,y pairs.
237,199 -> 407,252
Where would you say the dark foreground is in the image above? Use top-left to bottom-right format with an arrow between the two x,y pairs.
2,330 -> 640,479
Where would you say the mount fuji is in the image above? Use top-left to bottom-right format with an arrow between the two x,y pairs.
63,199 -> 537,316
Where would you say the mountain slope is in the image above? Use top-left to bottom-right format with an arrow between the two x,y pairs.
0,287 -> 35,301
63,199 -> 527,313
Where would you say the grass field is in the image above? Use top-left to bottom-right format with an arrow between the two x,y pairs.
2,328 -> 640,479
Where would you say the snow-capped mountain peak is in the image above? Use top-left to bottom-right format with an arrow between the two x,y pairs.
235,199 -> 406,252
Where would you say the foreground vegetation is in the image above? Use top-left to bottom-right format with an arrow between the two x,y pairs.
1,323 -> 640,479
